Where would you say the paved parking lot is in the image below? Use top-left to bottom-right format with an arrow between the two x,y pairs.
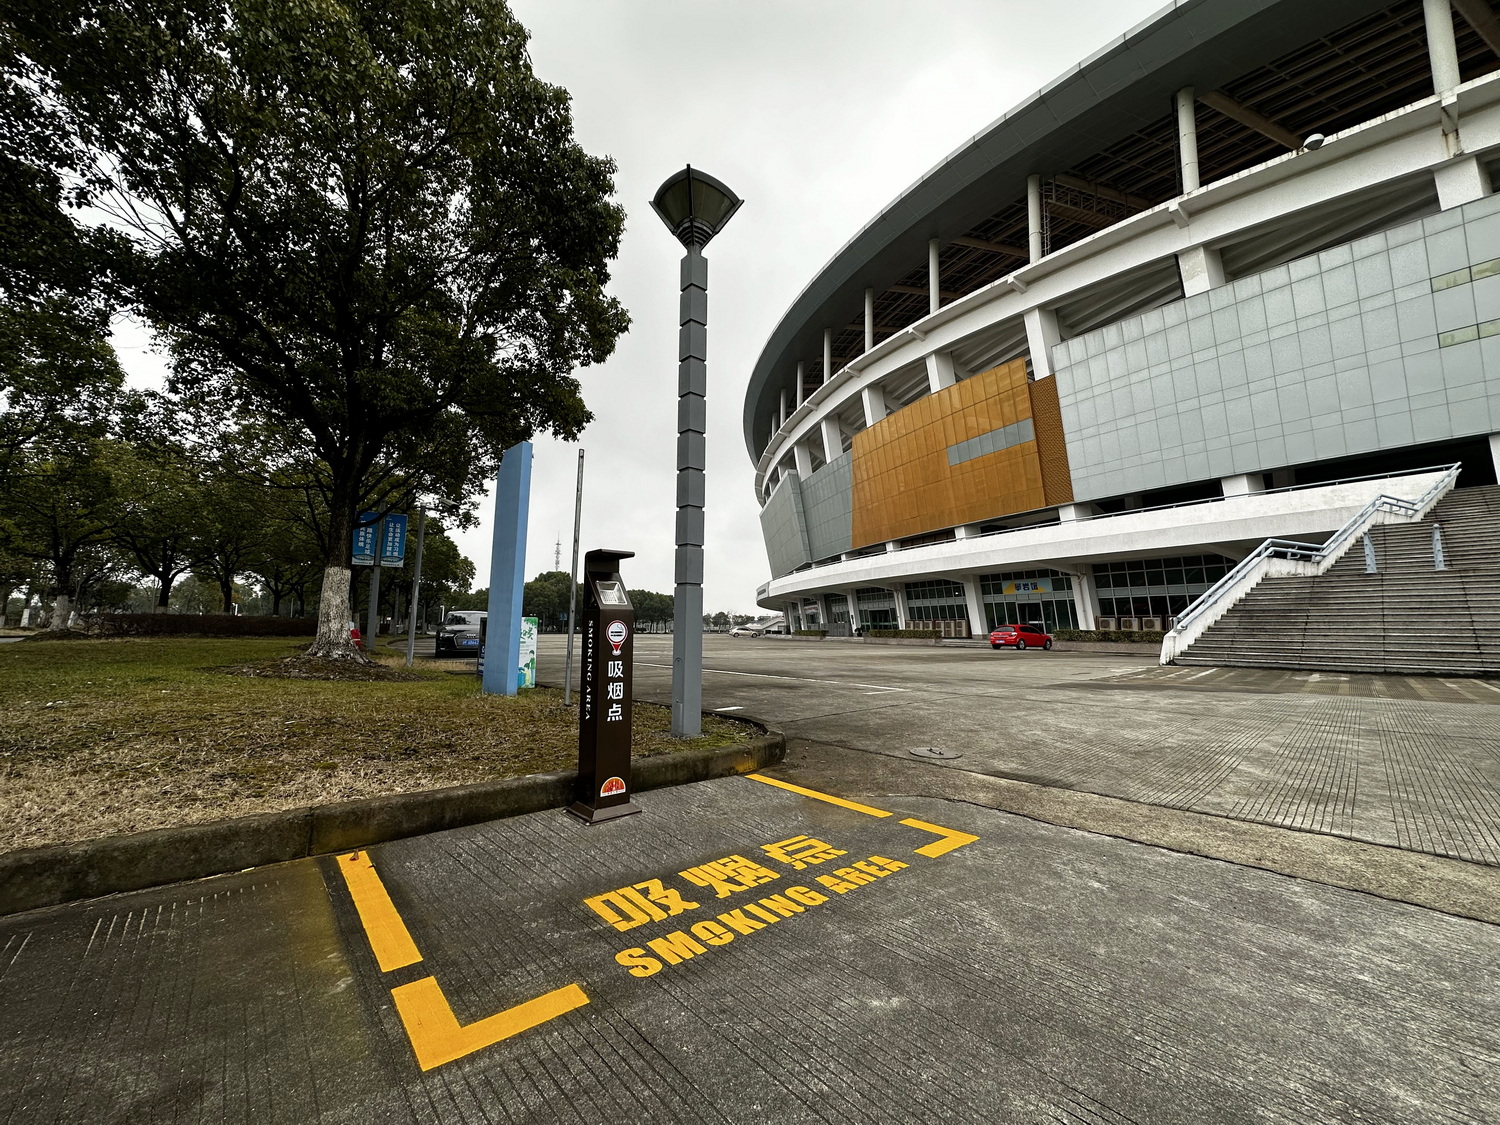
573,636 -> 1500,866
4,773 -> 1498,1123
3,636 -> 1499,1122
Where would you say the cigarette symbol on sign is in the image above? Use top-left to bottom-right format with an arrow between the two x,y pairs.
606,620 -> 628,656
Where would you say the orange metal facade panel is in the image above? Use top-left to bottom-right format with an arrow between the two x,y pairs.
1028,375 -> 1076,507
849,359 -> 1056,548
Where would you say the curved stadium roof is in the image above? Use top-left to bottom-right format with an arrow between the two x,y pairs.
741,0 -> 1472,459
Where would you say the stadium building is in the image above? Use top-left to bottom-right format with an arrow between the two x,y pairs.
745,0 -> 1500,646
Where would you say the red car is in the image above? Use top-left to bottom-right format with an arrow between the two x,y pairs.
990,622 -> 1053,650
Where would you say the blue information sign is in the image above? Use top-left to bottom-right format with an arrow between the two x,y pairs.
380,513 -> 408,565
351,511 -> 379,566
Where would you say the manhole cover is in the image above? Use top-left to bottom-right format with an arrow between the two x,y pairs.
908,746 -> 962,760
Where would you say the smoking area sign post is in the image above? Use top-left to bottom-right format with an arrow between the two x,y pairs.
568,549 -> 641,825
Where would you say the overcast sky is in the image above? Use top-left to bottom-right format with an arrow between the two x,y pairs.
116,0 -> 1166,614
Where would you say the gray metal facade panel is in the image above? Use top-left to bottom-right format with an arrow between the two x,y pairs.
1054,193 -> 1500,501
800,457 -> 854,562
947,418 -> 1036,466
759,474 -> 812,579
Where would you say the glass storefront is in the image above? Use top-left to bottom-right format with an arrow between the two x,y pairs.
854,587 -> 897,628
979,570 -> 1078,631
825,592 -> 850,623
1092,554 -> 1234,619
903,578 -> 969,623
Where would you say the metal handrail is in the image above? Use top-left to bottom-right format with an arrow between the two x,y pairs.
1167,463 -> 1460,637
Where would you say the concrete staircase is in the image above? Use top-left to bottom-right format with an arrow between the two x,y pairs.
1175,485 -> 1500,674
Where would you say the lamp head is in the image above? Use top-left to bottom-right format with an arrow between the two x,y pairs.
651,165 -> 742,248
1303,133 -> 1326,150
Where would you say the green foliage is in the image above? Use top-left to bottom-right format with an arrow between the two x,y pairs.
98,612 -> 315,636
0,433 -> 119,617
445,587 -> 490,611
794,629 -> 827,637
866,629 -> 940,640
522,570 -> 576,631
5,0 -> 630,588
628,589 -> 673,632
1053,629 -> 1166,643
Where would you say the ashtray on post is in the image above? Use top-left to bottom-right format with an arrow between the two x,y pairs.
567,549 -> 642,824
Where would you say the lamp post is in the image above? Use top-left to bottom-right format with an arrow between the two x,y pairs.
651,165 -> 742,737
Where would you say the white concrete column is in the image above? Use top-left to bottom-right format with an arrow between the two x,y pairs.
1024,306 -> 1062,379
795,360 -> 805,408
1058,502 -> 1098,522
1425,0 -> 1462,93
928,239 -> 941,315
1221,473 -> 1265,496
861,383 -> 887,429
885,540 -> 900,553
1490,433 -> 1500,480
822,328 -> 833,384
953,524 -> 975,540
864,288 -> 875,352
925,351 -> 957,394
820,416 -> 845,463
959,576 -> 986,637
1178,244 -> 1226,297
779,388 -> 789,428
793,440 -> 813,478
1027,175 -> 1044,262
1436,156 -> 1493,209
891,584 -> 910,629
1177,87 -> 1200,193
1070,570 -> 1099,631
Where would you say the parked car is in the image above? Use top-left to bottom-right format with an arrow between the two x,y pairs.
990,622 -> 1053,650
436,610 -> 486,656
729,616 -> 786,638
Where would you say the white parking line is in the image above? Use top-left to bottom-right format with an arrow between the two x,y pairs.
635,662 -> 908,693
714,705 -> 744,711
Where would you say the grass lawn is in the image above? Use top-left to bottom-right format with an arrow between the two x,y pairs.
0,636 -> 756,853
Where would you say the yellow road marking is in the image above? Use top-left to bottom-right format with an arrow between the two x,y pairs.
337,850 -> 590,1069
337,851 -> 423,971
900,817 -> 979,857
744,773 -> 892,818
392,978 -> 590,1071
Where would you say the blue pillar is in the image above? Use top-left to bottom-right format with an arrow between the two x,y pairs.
483,441 -> 532,695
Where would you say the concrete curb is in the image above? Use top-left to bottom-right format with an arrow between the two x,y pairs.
0,733 -> 784,917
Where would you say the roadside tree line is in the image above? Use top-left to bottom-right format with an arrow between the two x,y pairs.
0,0 -> 627,657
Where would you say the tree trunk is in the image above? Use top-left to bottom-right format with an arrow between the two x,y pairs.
271,589 -> 282,616
155,575 -> 173,612
45,592 -> 73,632
308,564 -> 363,659
219,573 -> 234,615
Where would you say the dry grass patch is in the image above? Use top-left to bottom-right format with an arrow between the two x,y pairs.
0,636 -> 756,852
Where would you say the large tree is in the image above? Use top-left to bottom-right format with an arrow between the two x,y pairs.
1,435 -> 118,629
6,0 -> 629,657
109,443 -> 201,611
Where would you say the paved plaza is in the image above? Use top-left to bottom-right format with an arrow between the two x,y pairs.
612,637 -> 1500,867
1,637 -> 1498,1122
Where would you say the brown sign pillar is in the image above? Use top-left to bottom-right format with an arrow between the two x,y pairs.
568,549 -> 642,824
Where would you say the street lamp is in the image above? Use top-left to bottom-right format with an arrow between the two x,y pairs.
651,165 -> 742,737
